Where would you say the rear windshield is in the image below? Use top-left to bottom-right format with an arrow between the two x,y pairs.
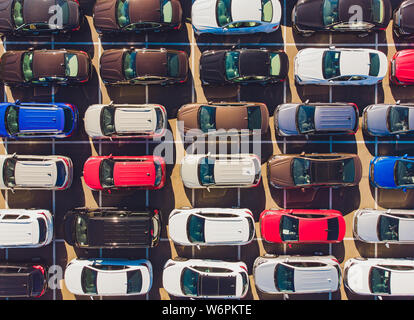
99,159 -> 115,188
13,0 -> 24,27
275,264 -> 295,292
297,105 -> 315,134
63,107 -> 75,133
154,160 -> 163,187
123,51 -> 137,80
395,160 -> 414,186
269,53 -> 281,76
247,106 -> 262,130
216,0 -> 232,27
3,158 -> 16,188
261,0 -> 273,22
126,270 -> 143,294
323,50 -> 341,79
388,106 -> 409,133
198,157 -> 215,186
292,157 -> 311,186
37,218 -> 47,243
75,216 -> 88,246
81,267 -> 98,294
322,0 -> 339,25
342,158 -> 355,183
5,105 -> 19,135
65,53 -> 79,78
155,107 -> 165,131
181,268 -> 199,296
30,270 -> 44,296
101,107 -> 115,136
167,53 -> 180,78
55,161 -> 67,187
327,218 -> 339,241
187,215 -> 205,243
372,0 -> 385,24
161,0 -> 173,23
369,53 -> 380,77
117,0 -> 130,27
378,215 -> 399,241
280,215 -> 299,241
369,267 -> 391,294
199,106 -> 216,132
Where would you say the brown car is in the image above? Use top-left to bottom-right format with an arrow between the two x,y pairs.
0,49 -> 91,87
100,48 -> 188,85
177,102 -> 270,136
267,153 -> 362,189
93,0 -> 182,34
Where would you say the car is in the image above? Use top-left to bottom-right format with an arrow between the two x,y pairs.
294,47 -> 388,85
199,49 -> 288,85
393,0 -> 414,38
177,102 -> 269,137
168,207 -> 255,246
191,0 -> 282,35
267,153 -> 362,189
100,48 -> 188,85
63,207 -> 161,249
260,209 -> 346,244
353,208 -> 414,244
0,262 -> 48,298
0,101 -> 78,138
274,101 -> 359,136
93,0 -> 182,34
84,103 -> 167,139
83,155 -> 166,191
0,0 -> 82,37
389,50 -> 414,86
369,155 -> 414,190
64,258 -> 153,296
162,258 -> 249,299
344,257 -> 414,296
362,102 -> 414,137
0,209 -> 53,248
292,0 -> 391,37
0,154 -> 73,190
253,255 -> 341,294
0,48 -> 91,87
180,153 -> 261,189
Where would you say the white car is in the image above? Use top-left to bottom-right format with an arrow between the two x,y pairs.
180,153 -> 261,189
253,255 -> 341,294
354,208 -> 414,244
0,209 -> 53,248
294,47 -> 388,85
162,258 -> 249,299
191,0 -> 281,35
344,258 -> 414,296
64,258 -> 153,296
168,207 -> 255,246
84,103 -> 167,139
0,154 -> 73,190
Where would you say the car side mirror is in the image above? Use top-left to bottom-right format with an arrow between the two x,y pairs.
403,154 -> 408,159
396,134 -> 400,139
403,188 -> 407,193
206,187 -> 211,193
15,99 -> 21,105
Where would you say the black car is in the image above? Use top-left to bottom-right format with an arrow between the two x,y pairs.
63,207 -> 161,249
0,263 -> 48,298
393,0 -> 414,38
292,0 -> 392,36
199,49 -> 288,86
0,0 -> 82,37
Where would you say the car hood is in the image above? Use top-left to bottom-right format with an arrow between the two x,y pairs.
200,51 -> 226,84
83,157 -> 103,190
365,105 -> 389,135
355,211 -> 380,242
191,0 -> 218,30
84,105 -> 104,137
254,262 -> 278,293
0,51 -> 24,83
19,106 -> 65,132
113,160 -> 156,187
268,156 -> 294,187
93,0 -> 118,31
372,157 -> 397,188
0,0 -> 13,32
168,213 -> 190,244
100,50 -> 124,83
395,50 -> 414,83
64,262 -> 84,295
260,212 -> 282,242
276,104 -> 299,135
295,49 -> 324,81
181,155 -> 202,188
294,0 -> 323,28
162,263 -> 184,296
33,51 -> 66,78
345,262 -> 371,295
177,104 -> 200,133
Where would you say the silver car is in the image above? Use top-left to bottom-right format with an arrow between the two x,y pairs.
362,102 -> 414,137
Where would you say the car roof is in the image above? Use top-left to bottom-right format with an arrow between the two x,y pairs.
214,158 -> 255,185
113,159 -> 156,187
231,0 -> 262,22
339,50 -> 371,76
128,0 -> 162,23
19,106 -> 66,133
199,274 -> 237,296
114,107 -> 157,134
314,104 -> 357,131
23,0 -> 57,24
15,160 -> 58,187
294,267 -> 339,292
32,50 -> 66,78
0,273 -> 31,296
135,50 -> 168,77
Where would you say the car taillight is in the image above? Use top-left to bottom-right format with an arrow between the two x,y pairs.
72,26 -> 81,32
33,265 -> 45,276
72,0 -> 79,4
245,210 -> 253,217
240,266 -> 247,272
153,209 -> 159,215
38,212 -> 48,220
58,158 -> 71,190
332,259 -> 339,264
272,25 -> 279,29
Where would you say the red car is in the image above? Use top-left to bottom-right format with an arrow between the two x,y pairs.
83,155 -> 166,191
260,209 -> 346,244
390,49 -> 414,85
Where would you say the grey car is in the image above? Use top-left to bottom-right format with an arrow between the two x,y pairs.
362,102 -> 414,136
275,101 -> 359,136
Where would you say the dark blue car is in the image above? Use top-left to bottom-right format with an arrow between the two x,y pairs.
369,155 -> 414,190
0,101 -> 78,138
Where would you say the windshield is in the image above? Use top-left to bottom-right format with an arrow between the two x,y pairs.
117,0 -> 130,27
154,160 -> 163,186
280,215 -> 299,241
292,157 -> 311,185
5,105 -> 19,135
342,158 -> 355,183
275,264 -> 295,292
369,53 -> 380,77
261,0 -> 273,22
161,0 -> 173,23
75,216 -> 88,246
81,267 -> 98,294
369,267 -> 391,294
167,53 -> 180,78
101,106 -> 115,136
99,159 -> 115,188
187,215 -> 205,243
65,53 -> 78,77
22,52 -> 34,82
372,0 -> 385,23
247,106 -> 262,130
216,0 -> 232,27
323,50 -> 341,79
297,105 -> 315,133
13,0 -> 24,27
3,158 -> 16,188
378,215 -> 399,241
55,161 -> 67,187
181,268 -> 199,296
323,0 -> 339,25
155,107 -> 165,131
127,270 -> 143,294
395,160 -> 414,186
123,51 -> 137,80
225,51 -> 240,80
199,106 -> 216,132
198,157 -> 215,186
269,53 -> 281,76
388,106 -> 409,133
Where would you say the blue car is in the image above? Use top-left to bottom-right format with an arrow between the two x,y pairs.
369,155 -> 414,190
0,101 -> 78,138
